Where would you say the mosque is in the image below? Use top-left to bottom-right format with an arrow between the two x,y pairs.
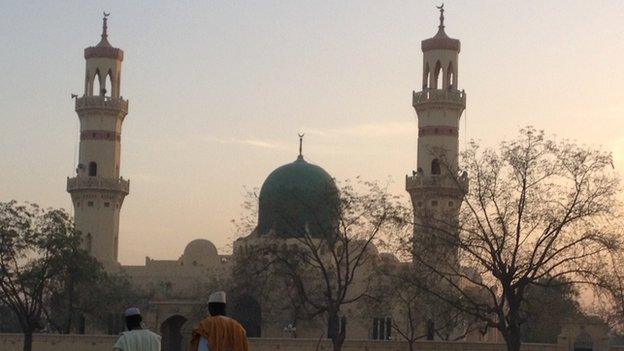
65,8 -> 487,350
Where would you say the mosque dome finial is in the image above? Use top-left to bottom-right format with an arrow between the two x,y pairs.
297,133 -> 305,161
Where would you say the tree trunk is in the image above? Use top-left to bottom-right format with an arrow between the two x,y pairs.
332,316 -> 346,351
426,318 -> 434,340
65,276 -> 75,334
505,297 -> 523,351
327,310 -> 346,351
23,330 -> 33,351
332,334 -> 345,351
327,310 -> 337,339
504,332 -> 521,351
503,313 -> 522,351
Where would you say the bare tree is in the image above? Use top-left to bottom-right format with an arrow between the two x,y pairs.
594,251 -> 624,334
406,127 -> 621,351
234,179 -> 406,351
365,263 -> 481,351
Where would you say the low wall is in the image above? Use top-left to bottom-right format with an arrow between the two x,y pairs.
0,333 -> 117,351
250,339 -> 560,351
0,333 -> 581,351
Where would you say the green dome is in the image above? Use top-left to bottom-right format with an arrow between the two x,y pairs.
256,155 -> 339,238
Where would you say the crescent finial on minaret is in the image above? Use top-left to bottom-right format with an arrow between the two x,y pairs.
436,4 -> 445,29
102,12 -> 110,39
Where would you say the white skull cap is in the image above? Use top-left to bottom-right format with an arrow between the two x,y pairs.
124,307 -> 141,317
208,291 -> 226,304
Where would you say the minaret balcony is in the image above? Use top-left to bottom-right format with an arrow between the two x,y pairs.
75,96 -> 129,114
67,176 -> 130,194
412,89 -> 466,109
406,173 -> 468,194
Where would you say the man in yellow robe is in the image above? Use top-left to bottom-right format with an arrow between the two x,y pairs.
189,291 -> 249,351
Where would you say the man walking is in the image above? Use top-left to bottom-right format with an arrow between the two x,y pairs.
189,291 -> 249,351
114,307 -> 161,351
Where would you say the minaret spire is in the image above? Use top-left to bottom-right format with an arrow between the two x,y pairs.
436,4 -> 445,30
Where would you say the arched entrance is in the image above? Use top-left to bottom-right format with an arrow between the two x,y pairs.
230,295 -> 262,337
574,331 -> 593,351
160,315 -> 187,351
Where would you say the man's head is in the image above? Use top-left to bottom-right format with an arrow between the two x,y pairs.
208,291 -> 227,316
124,307 -> 142,330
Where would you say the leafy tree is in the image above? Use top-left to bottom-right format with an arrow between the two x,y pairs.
44,231 -> 101,333
405,128 -> 621,351
0,201 -> 145,349
0,303 -> 21,332
521,279 -> 581,343
46,265 -> 145,334
0,201 -> 80,351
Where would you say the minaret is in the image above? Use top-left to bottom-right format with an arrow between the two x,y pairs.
67,13 -> 129,267
406,5 -> 467,262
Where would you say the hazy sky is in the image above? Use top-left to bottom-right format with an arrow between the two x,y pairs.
2,1 -> 623,265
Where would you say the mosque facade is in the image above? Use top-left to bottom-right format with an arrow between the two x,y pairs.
66,9 -> 490,350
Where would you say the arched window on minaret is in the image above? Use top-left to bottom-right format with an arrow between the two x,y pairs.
88,162 -> 97,177
90,69 -> 102,96
104,70 -> 113,97
433,61 -> 443,90
447,62 -> 455,90
98,72 -> 108,96
431,159 -> 441,175
423,63 -> 430,90
96,70 -> 106,96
